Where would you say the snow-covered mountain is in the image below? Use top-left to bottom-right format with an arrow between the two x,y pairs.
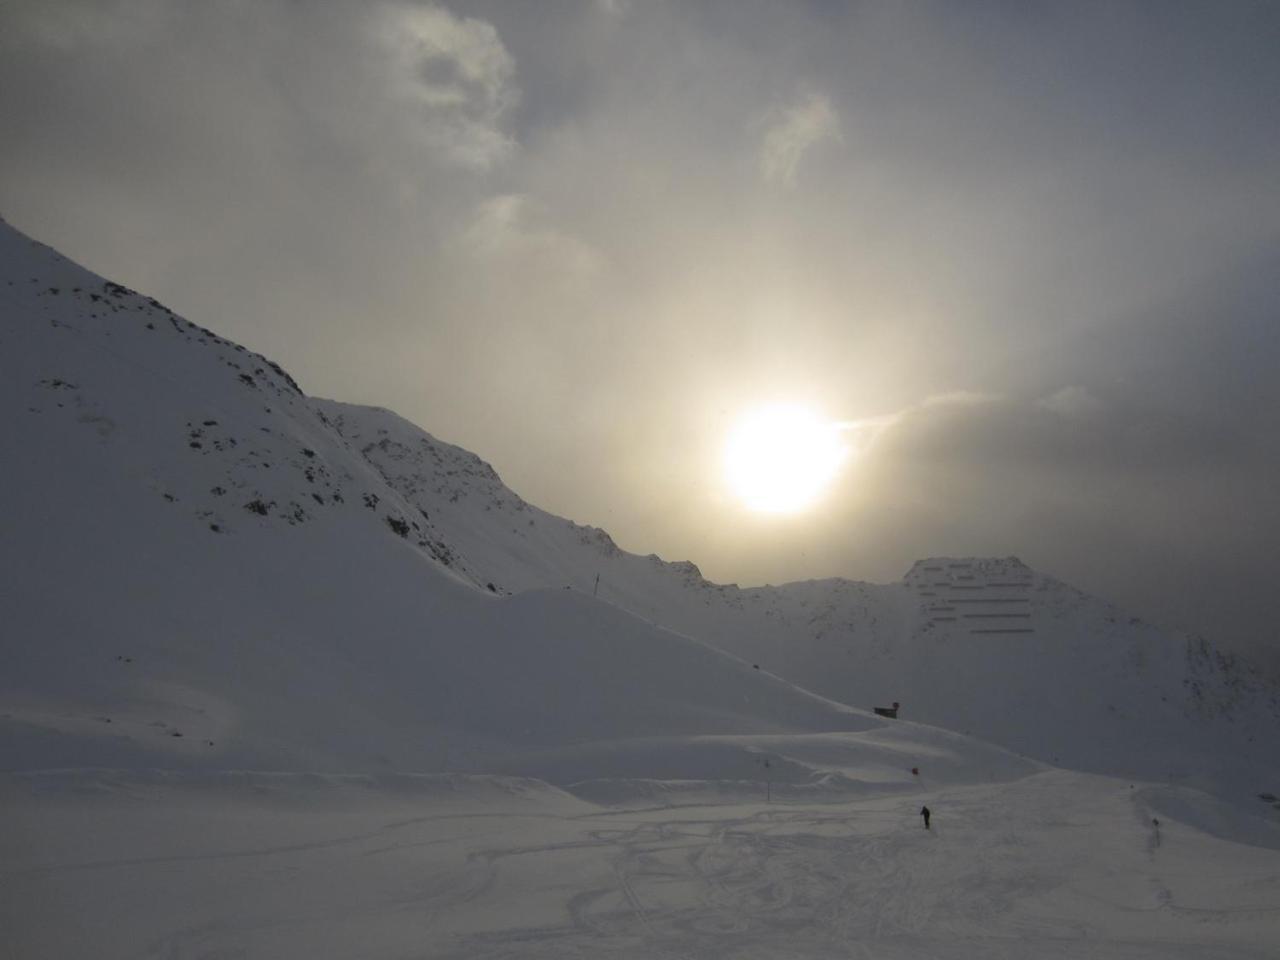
0,218 -> 879,782
316,404 -> 1279,795
1,217 -> 1275,800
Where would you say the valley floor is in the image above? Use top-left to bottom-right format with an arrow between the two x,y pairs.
4,768 -> 1279,959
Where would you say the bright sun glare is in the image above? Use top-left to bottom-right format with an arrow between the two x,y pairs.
723,404 -> 847,513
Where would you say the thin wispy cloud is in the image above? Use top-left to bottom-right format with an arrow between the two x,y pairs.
465,194 -> 605,283
758,90 -> 841,187
375,2 -> 518,170
1038,386 -> 1103,419
3,0 -> 171,50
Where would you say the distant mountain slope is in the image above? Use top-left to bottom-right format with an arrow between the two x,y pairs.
317,385 -> 1280,796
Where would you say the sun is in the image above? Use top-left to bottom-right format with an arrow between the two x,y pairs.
723,404 -> 847,513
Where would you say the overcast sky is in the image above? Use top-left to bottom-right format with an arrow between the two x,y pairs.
3,0 -> 1278,665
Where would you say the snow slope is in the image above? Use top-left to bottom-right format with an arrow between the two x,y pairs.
0,217 -> 877,785
5,767 -> 1279,959
316,406 -> 1280,796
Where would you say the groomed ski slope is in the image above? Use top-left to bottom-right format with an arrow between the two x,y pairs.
5,766 -> 1279,959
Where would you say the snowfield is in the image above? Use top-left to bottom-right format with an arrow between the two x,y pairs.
2,216 -> 1279,957
6,768 -> 1279,959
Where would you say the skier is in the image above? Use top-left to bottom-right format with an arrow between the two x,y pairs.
921,805 -> 931,830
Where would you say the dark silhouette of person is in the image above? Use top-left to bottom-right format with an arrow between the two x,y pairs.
921,805 -> 931,829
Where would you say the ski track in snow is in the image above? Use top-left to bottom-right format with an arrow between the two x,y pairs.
6,771 -> 1278,959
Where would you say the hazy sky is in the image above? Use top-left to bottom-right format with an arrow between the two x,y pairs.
3,0 -> 1278,664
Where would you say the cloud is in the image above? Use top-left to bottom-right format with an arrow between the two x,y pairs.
464,193 -> 604,282
374,2 -> 518,170
758,90 -> 841,187
863,388 -> 1218,474
835,392 -> 1001,458
1037,385 -> 1102,419
1,0 -> 172,51
918,390 -> 1002,411
2,0 -> 1277,665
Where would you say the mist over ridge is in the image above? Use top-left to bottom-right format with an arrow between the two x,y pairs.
2,0 -> 1278,669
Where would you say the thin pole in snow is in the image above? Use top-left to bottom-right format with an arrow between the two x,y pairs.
593,573 -> 600,597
